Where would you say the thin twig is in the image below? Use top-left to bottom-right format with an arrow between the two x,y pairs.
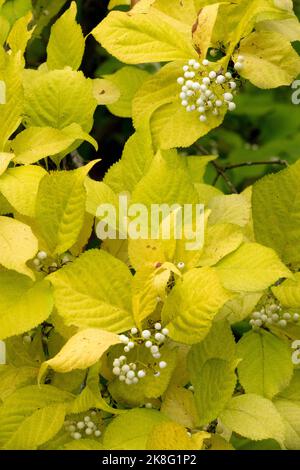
223,159 -> 289,170
211,161 -> 238,193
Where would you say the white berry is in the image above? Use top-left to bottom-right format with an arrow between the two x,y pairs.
37,251 -> 47,260
113,367 -> 121,376
159,361 -> 167,369
223,92 -> 233,102
142,330 -> 151,339
234,62 -> 243,71
216,75 -> 225,84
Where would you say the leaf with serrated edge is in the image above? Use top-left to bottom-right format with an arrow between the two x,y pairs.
49,249 -> 133,332
0,216 -> 38,278
0,271 -> 53,340
216,243 -> 292,292
162,268 -> 233,344
39,328 -> 121,380
220,394 -> 285,444
237,330 -> 293,399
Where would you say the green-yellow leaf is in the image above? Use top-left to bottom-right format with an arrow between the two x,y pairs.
0,152 -> 13,175
0,364 -> 37,401
85,178 -> 119,216
131,149 -> 199,207
252,161 -> 300,267
0,271 -> 53,340
36,163 -> 97,256
161,385 -> 199,429
0,165 -> 46,217
103,409 -> 169,450
0,216 -> 38,278
104,66 -> 150,117
192,358 -> 237,426
198,223 -> 243,267
0,384 -> 73,449
40,328 -> 120,379
162,268 -> 233,344
216,243 -> 292,292
217,292 -> 263,324
7,12 -> 34,54
68,364 -> 122,415
92,78 -> 120,105
147,422 -> 208,450
188,320 -> 237,425
208,194 -> 251,227
272,272 -> 300,308
0,52 -> 23,150
257,15 -> 300,42
274,398 -> 300,450
104,129 -> 154,194
237,330 -> 293,399
92,9 -> 195,64
220,394 -> 285,444
49,249 -> 133,332
192,4 -> 219,59
47,2 -> 85,71
24,69 -> 97,132
236,31 -> 300,89
62,439 -> 104,450
12,124 -> 97,165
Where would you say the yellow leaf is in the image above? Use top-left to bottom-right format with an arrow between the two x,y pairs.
162,267 -> 233,344
92,78 -> 120,105
7,12 -> 34,55
36,162 -> 98,256
146,422 -> 208,450
0,152 -> 13,176
236,31 -> 300,89
198,223 -> 244,267
0,216 -> 38,278
216,243 -> 292,292
161,385 -> 199,428
12,124 -> 97,165
272,272 -> 300,308
0,52 -> 23,151
0,271 -> 53,340
0,165 -> 47,217
193,4 -> 219,59
49,249 -> 134,333
39,328 -> 120,381
104,66 -> 150,117
92,9 -> 195,64
47,2 -> 85,71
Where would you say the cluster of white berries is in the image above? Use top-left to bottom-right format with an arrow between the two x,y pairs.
176,58 -> 243,122
112,323 -> 169,385
33,250 -> 73,273
249,302 -> 299,330
64,412 -> 101,440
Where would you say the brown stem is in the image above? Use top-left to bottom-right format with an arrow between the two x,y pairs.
222,159 -> 289,170
211,161 -> 238,194
131,0 -> 140,7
